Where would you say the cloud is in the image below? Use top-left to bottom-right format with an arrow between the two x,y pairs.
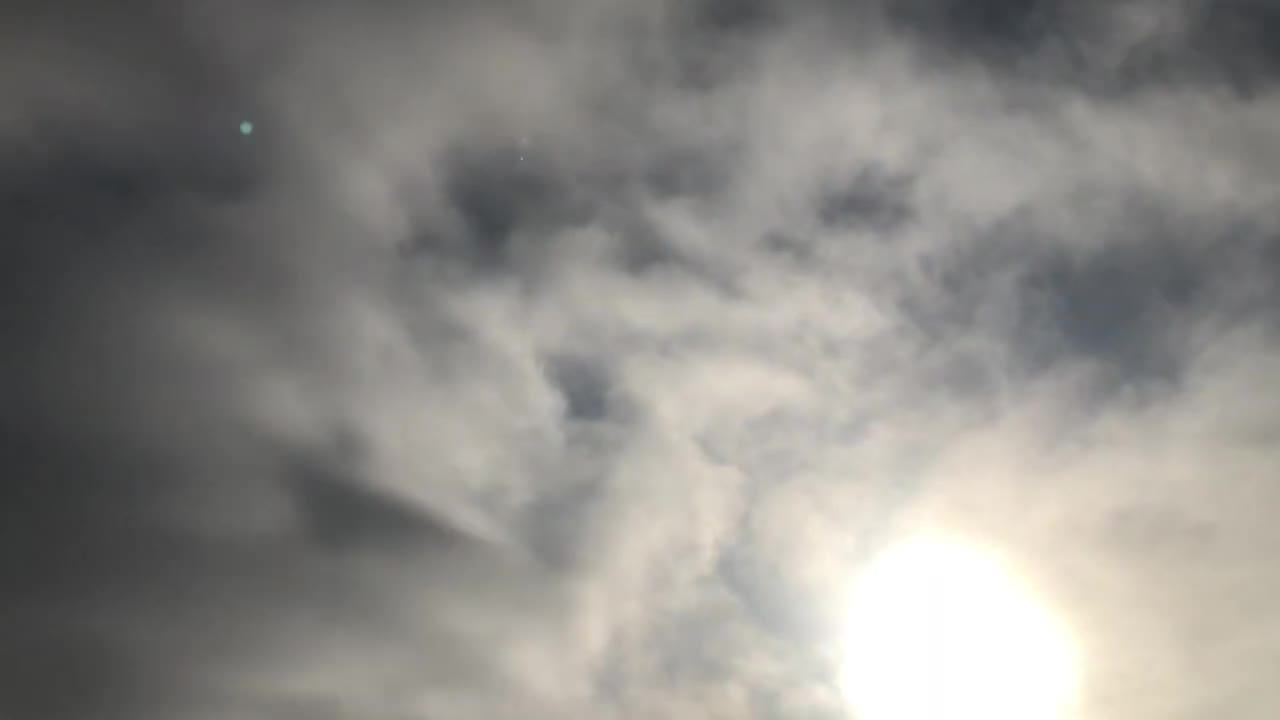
3,1 -> 1280,719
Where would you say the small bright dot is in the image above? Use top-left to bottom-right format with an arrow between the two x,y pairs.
239,121 -> 254,136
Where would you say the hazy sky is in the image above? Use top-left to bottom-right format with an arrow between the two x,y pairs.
3,1 -> 1280,719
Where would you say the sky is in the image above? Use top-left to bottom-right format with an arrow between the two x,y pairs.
2,1 -> 1280,719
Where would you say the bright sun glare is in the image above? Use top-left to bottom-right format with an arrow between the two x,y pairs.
841,536 -> 1079,720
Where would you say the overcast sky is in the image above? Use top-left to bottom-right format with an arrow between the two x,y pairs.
3,1 -> 1280,719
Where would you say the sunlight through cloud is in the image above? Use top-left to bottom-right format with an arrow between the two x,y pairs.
841,536 -> 1080,720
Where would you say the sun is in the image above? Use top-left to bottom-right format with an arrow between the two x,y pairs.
840,536 -> 1079,720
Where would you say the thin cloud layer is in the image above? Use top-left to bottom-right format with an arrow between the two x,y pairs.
3,1 -> 1279,719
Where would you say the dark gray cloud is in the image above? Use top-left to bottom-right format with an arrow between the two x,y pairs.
817,166 -> 915,233
880,0 -> 1280,97
547,353 -> 614,422
3,1 -> 1280,719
